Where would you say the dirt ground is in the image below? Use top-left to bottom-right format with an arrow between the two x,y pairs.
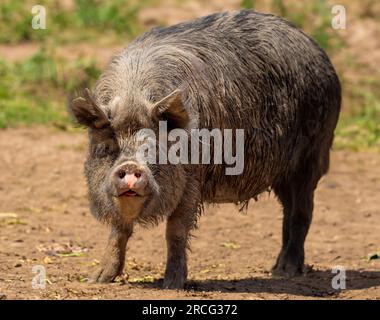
0,127 -> 379,300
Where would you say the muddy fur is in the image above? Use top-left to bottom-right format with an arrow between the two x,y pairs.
69,10 -> 341,288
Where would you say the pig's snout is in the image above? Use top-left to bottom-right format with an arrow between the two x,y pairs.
112,162 -> 148,197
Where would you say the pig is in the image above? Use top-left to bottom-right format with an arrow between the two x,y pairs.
68,10 -> 341,289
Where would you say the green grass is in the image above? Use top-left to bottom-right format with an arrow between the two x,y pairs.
75,0 -> 142,35
0,0 -> 152,45
0,1 -> 39,43
335,93 -> 380,152
0,0 -> 151,128
0,98 -> 65,129
240,0 -> 255,10
0,49 -> 101,129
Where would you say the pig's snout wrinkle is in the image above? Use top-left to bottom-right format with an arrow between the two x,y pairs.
112,162 -> 148,197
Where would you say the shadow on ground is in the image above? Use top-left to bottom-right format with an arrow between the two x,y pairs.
136,269 -> 380,298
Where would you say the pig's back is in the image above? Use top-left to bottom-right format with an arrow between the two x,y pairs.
130,9 -> 340,135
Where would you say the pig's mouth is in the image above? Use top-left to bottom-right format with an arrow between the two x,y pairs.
119,189 -> 139,197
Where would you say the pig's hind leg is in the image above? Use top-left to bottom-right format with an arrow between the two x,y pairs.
272,143 -> 330,277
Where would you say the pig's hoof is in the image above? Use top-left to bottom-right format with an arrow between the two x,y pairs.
88,264 -> 122,283
271,261 -> 304,278
271,266 -> 302,278
163,272 -> 186,290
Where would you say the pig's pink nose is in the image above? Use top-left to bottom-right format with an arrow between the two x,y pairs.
117,170 -> 142,189
113,161 -> 148,197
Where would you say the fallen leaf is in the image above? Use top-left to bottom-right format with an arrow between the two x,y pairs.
43,256 -> 53,264
200,269 -> 210,274
90,259 -> 100,267
57,252 -> 85,258
36,242 -> 88,257
5,218 -> 27,225
0,213 -> 18,219
129,275 -> 156,283
221,242 -> 241,249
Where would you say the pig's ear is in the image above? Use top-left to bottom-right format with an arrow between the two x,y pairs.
151,89 -> 189,128
69,88 -> 110,129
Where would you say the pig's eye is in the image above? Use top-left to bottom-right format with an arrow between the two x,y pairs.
91,142 -> 118,159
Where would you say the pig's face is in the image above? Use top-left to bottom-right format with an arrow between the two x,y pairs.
84,113 -> 155,224
69,89 -> 189,225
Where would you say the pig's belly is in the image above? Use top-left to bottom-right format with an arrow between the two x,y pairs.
203,184 -> 268,204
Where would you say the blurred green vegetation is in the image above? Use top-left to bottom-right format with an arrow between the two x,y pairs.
335,93 -> 380,151
0,0 -> 152,44
0,48 -> 100,128
0,0 -> 379,152
0,0 -> 150,129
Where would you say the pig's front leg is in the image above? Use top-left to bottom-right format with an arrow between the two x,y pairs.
89,224 -> 133,283
163,207 -> 196,290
